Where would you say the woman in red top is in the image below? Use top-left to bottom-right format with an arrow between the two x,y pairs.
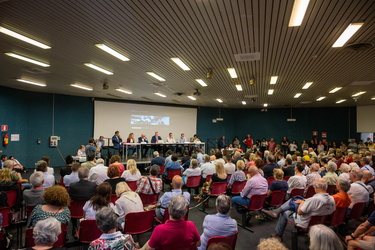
126,133 -> 137,156
268,138 -> 276,153
109,155 -> 125,175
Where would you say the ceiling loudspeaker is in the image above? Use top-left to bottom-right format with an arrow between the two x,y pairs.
206,69 -> 213,79
193,89 -> 201,96
249,78 -> 256,85
102,79 -> 109,90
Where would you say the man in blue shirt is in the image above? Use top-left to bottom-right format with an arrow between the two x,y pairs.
63,162 -> 80,187
360,157 -> 375,176
85,138 -> 97,157
150,151 -> 164,167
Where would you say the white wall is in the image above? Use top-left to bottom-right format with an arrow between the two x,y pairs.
357,105 -> 375,132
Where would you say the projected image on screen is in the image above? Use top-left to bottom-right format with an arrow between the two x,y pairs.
131,115 -> 170,126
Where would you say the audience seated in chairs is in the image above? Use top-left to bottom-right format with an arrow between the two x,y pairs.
144,195 -> 201,249
60,155 -> 73,178
63,162 -> 80,187
136,164 -> 162,195
227,160 -> 247,189
348,169 -> 370,210
305,163 -> 321,194
150,151 -> 164,167
83,182 -> 114,219
309,224 -> 344,250
257,237 -> 288,250
27,185 -> 71,228
88,158 -> 109,185
23,171 -> 45,207
69,167 -> 97,201
197,195 -> 237,250
104,166 -> 126,194
35,160 -> 55,189
89,207 -> 139,250
323,161 -> 339,185
121,159 -> 141,181
286,162 -> 307,198
182,159 -> 201,185
109,155 -> 125,176
164,154 -> 183,177
332,178 -> 351,208
200,154 -> 216,185
81,154 -> 97,170
26,217 -> 62,250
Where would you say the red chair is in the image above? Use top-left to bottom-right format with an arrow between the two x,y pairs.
0,207 -> 11,228
200,182 -> 227,213
205,175 -> 212,182
126,181 -> 138,191
166,169 -> 181,181
267,176 -> 276,186
231,181 -> 246,195
69,200 -> 86,219
289,215 -> 327,249
237,194 -> 267,232
26,206 -> 36,218
227,174 -> 232,181
304,186 -> 315,198
123,210 -> 155,235
186,175 -> 201,194
327,185 -> 336,195
76,219 -> 102,243
25,224 -> 67,247
111,194 -> 119,204
284,176 -> 291,181
139,193 -> 159,206
60,177 -> 65,186
5,190 -> 17,207
347,202 -> 366,220
268,191 -> 287,207
207,231 -> 238,250
330,207 -> 348,228
289,188 -> 304,198
158,165 -> 165,175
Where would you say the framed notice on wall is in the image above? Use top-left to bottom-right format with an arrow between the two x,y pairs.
312,131 -> 318,136
322,132 -> 327,138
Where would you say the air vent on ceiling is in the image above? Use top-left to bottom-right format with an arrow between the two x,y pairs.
234,52 -> 260,61
149,82 -> 165,87
106,94 -> 123,99
22,67 -> 50,74
244,95 -> 258,98
172,99 -> 182,104
349,81 -> 374,86
142,97 -> 153,101
300,101 -> 312,104
344,42 -> 373,51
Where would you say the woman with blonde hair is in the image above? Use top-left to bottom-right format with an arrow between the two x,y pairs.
121,159 -> 141,181
109,154 -> 125,176
246,153 -> 257,168
228,160 -> 247,188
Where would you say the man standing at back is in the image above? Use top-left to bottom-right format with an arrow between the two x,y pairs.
243,134 -> 253,150
263,155 -> 280,179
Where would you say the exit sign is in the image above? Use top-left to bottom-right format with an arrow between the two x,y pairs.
1,125 -> 8,131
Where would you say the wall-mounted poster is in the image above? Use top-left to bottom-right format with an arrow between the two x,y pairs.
313,131 -> 318,136
322,132 -> 327,138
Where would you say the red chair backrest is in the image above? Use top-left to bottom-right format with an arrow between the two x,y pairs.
284,176 -> 291,181
163,207 -> 189,223
227,174 -> 232,181
304,186 -> 315,198
0,207 -> 11,227
327,185 -> 336,195
308,215 -> 327,228
186,176 -> 201,187
110,194 -> 119,204
348,202 -> 366,220
248,194 -> 267,211
269,191 -> 287,207
211,182 -> 227,196
60,177 -> 65,186
206,175 -> 212,182
126,181 -> 138,191
367,202 -> 375,217
78,219 -> 102,243
290,188 -> 304,198
231,181 -> 246,194
124,210 -> 155,234
158,165 -> 165,175
167,169 -> 181,180
207,231 -> 238,250
5,190 -> 17,207
139,193 -> 159,206
267,176 -> 276,186
330,207 -> 348,227
25,224 -> 67,247
26,206 -> 36,218
69,200 -> 86,218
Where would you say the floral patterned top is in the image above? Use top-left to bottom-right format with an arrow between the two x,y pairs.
89,231 -> 135,250
27,204 -> 70,228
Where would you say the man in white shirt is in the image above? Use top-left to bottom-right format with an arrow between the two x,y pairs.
224,155 -> 235,175
287,162 -> 307,195
178,133 -> 187,155
88,158 -> 109,185
166,132 -> 176,153
348,169 -> 370,209
63,162 -> 80,187
36,160 -> 55,188
200,154 -> 215,184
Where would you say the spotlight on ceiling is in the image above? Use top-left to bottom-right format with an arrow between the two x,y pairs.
206,69 -> 213,79
102,80 -> 109,90
249,78 -> 256,86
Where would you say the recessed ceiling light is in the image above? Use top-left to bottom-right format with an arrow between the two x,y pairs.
188,96 -> 196,100
371,97 -> 375,100
332,23 -> 364,48
289,0 -> 310,27
116,88 -> 132,94
195,79 -> 207,87
84,63 -> 113,75
336,99 -> 346,104
5,52 -> 49,67
217,99 -> 223,103
155,92 -> 166,98
268,89 -> 274,95
242,101 -> 246,105
352,91 -> 366,97
235,84 -> 243,91
147,72 -> 165,81
95,44 -> 129,61
264,103 -> 268,107
171,58 -> 190,70
227,68 -> 238,78
270,76 -> 278,84
70,83 -> 93,91
302,82 -> 313,89
316,96 -> 326,101
16,79 -> 46,87
329,87 -> 342,93
294,93 -> 302,98
0,26 -> 51,49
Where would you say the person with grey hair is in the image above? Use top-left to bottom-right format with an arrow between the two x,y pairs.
323,161 -> 338,185
89,207 -> 138,250
332,178 -> 351,208
360,157 -> 375,176
145,195 -> 201,249
182,159 -> 201,189
309,224 -> 344,250
305,163 -> 321,191
263,178 -> 335,241
35,160 -> 55,188
200,154 -> 215,183
150,151 -> 165,167
88,158 -> 109,185
338,163 -> 351,182
30,217 -> 62,249
362,170 -> 375,198
198,195 -> 237,250
69,167 -> 97,201
348,169 -> 370,209
23,171 -> 45,207
136,164 -> 162,195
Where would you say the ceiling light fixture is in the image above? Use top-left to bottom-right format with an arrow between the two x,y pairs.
329,87 -> 342,93
195,79 -> 207,87
70,83 -> 93,91
155,92 -> 166,98
5,52 -> 49,67
264,103 -> 268,107
171,58 -> 190,70
288,0 -> 310,27
235,84 -> 243,91
270,76 -> 278,84
268,89 -> 274,95
302,82 -> 313,89
0,26 -> 51,49
227,68 -> 238,78
217,99 -> 223,103
188,96 -> 196,100
316,96 -> 326,101
116,88 -> 132,94
147,72 -> 165,81
84,63 -> 113,75
336,99 -> 346,104
352,91 -> 366,97
332,23 -> 364,48
294,93 -> 302,98
95,44 -> 129,61
371,97 -> 375,100
242,101 -> 246,105
16,79 -> 46,87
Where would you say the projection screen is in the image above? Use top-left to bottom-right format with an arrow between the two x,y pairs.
357,105 -> 375,132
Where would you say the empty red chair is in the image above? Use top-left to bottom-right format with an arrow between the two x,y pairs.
123,210 -> 155,234
0,207 -> 11,227
166,169 -> 181,181
207,231 -> 238,250
347,202 -> 366,220
5,190 -> 17,207
290,188 -> 304,198
69,200 -> 86,219
110,194 -> 119,204
268,190 -> 287,207
231,181 -> 246,195
236,194 -> 267,232
25,224 -> 67,247
205,175 -> 212,182
330,207 -> 348,227
267,176 -> 276,186
186,175 -> 201,194
158,165 -> 165,175
327,185 -> 336,195
200,182 -> 227,213
304,185 -> 315,198
139,193 -> 159,206
126,181 -> 138,191
76,219 -> 102,243
60,177 -> 65,186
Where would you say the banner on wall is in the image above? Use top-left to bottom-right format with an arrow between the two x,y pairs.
312,131 -> 318,136
322,132 -> 327,138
